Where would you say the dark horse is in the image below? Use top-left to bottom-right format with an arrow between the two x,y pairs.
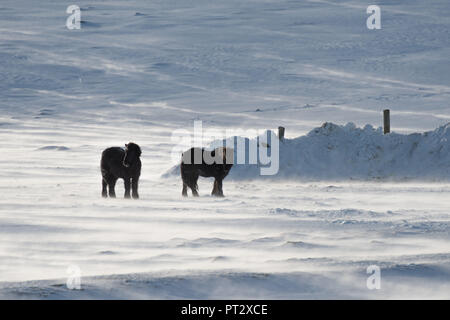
101,142 -> 142,199
181,147 -> 233,197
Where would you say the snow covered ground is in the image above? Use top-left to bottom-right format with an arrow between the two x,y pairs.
0,0 -> 449,299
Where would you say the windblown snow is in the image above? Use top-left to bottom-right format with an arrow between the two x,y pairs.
0,0 -> 449,299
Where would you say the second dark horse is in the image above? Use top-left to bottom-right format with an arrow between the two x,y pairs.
181,147 -> 233,197
101,142 -> 142,199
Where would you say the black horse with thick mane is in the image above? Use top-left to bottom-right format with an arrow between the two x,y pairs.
101,142 -> 142,199
181,147 -> 233,197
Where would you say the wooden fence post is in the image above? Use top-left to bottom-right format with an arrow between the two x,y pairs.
383,109 -> 390,134
278,126 -> 285,140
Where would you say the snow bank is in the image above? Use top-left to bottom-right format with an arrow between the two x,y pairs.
164,122 -> 450,181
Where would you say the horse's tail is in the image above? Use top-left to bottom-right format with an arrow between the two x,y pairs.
191,180 -> 199,192
181,163 -> 198,192
185,174 -> 199,192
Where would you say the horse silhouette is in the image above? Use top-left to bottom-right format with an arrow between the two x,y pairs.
181,147 -> 233,197
101,142 -> 141,199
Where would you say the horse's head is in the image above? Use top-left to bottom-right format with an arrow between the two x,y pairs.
123,142 -> 142,168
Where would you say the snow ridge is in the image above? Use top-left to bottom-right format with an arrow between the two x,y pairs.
165,122 -> 450,181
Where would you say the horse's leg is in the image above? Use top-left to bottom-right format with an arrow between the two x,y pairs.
211,179 -> 219,196
212,178 -> 223,197
191,174 -> 199,197
124,178 -> 131,199
182,182 -> 188,197
214,179 -> 224,197
108,177 -> 117,198
131,177 -> 139,199
102,178 -> 108,198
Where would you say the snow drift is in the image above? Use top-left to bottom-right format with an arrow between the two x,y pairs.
164,122 -> 450,181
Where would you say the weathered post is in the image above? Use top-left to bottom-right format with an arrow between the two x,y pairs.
278,126 -> 285,140
383,109 -> 390,134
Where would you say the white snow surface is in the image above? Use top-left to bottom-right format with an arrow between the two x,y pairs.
0,0 -> 449,299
